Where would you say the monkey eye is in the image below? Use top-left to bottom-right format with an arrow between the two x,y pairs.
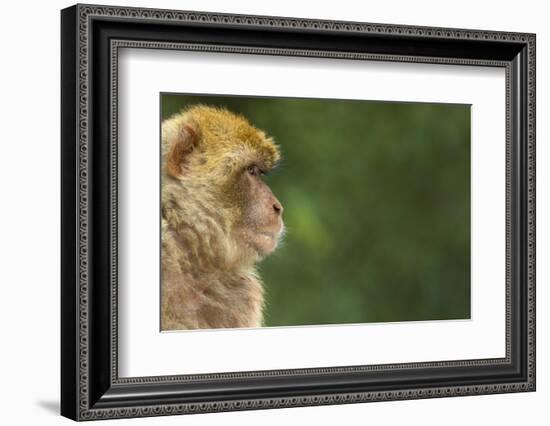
247,165 -> 264,176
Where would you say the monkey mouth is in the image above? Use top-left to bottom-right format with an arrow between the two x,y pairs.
261,222 -> 285,244
259,231 -> 276,239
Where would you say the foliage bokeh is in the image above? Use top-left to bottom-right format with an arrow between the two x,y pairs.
162,94 -> 471,326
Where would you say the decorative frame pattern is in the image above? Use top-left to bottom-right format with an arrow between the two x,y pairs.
61,3 -> 536,421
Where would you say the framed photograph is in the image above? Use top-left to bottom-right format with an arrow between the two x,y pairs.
61,3 -> 536,421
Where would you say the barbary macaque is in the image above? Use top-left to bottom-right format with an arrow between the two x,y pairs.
161,105 -> 284,330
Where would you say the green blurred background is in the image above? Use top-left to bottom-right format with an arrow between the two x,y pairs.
162,94 -> 471,327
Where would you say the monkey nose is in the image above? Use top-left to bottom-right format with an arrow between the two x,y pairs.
273,201 -> 283,215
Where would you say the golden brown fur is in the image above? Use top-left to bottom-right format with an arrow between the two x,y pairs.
161,105 -> 284,330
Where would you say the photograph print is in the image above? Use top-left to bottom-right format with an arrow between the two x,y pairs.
160,94 -> 471,332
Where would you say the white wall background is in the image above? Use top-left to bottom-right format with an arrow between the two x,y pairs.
0,0 -> 546,424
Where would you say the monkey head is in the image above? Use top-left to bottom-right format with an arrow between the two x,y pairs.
162,105 -> 284,265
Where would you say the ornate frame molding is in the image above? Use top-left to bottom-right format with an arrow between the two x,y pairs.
61,4 -> 536,421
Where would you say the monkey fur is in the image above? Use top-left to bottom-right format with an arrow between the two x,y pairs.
161,105 -> 284,331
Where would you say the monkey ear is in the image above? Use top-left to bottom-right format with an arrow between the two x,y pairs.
166,122 -> 200,178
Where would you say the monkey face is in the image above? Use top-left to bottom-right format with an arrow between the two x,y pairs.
163,105 -> 284,264
234,163 -> 284,258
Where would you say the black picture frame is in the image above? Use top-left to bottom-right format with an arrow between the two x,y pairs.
61,3 -> 536,421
